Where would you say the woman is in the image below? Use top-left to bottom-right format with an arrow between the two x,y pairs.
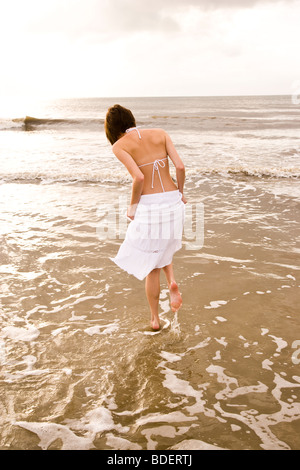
105,104 -> 186,331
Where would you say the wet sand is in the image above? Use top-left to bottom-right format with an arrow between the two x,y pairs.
0,178 -> 299,450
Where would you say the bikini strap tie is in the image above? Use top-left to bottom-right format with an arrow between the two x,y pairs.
152,159 -> 166,192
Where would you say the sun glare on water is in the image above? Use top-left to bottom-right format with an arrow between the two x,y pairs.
0,96 -> 47,120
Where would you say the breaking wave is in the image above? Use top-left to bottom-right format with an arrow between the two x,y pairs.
0,116 -> 104,131
1,166 -> 299,185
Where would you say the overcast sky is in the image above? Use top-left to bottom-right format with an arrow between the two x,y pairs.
1,0 -> 300,98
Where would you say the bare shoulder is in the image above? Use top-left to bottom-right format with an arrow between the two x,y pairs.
148,128 -> 174,142
112,138 -> 123,154
143,127 -> 167,142
112,128 -> 167,154
145,127 -> 166,135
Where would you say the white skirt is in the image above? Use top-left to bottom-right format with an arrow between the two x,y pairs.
110,190 -> 185,280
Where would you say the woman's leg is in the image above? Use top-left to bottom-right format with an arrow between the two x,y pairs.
163,263 -> 176,287
163,263 -> 182,312
145,268 -> 161,330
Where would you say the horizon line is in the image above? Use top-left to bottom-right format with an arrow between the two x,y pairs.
39,93 -> 292,101
1,93 -> 292,101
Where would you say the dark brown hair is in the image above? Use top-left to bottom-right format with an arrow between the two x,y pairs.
105,104 -> 136,145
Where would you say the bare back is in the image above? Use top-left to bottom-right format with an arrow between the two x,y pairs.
115,128 -> 178,195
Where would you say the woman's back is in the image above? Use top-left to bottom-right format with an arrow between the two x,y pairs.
114,128 -> 178,195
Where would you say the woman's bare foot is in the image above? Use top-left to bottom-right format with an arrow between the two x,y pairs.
170,281 -> 182,312
151,317 -> 160,331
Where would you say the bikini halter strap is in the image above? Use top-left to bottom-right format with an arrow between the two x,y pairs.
125,127 -> 141,139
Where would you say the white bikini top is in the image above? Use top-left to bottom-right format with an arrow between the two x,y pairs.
125,127 -> 168,192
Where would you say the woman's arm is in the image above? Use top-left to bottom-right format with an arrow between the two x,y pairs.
112,144 -> 144,219
165,132 -> 186,201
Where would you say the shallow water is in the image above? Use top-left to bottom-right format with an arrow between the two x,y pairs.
0,96 -> 300,449
0,178 -> 299,450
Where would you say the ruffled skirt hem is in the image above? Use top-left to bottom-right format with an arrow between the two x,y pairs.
110,239 -> 182,281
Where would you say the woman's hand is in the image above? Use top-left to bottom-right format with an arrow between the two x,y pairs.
181,194 -> 187,204
127,203 -> 137,220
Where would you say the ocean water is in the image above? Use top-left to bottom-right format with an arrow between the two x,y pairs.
0,96 -> 300,450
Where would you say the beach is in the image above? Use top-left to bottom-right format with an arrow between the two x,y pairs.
0,95 -> 300,450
